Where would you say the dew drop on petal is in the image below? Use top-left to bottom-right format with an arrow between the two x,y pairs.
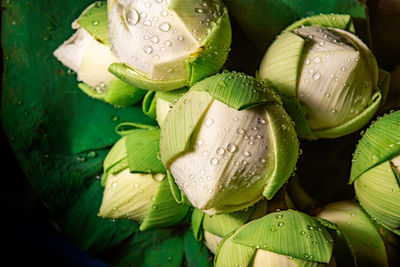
210,158 -> 219,165
159,22 -> 171,32
227,143 -> 237,153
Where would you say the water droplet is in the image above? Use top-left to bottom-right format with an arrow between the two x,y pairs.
143,20 -> 152,26
341,66 -> 346,72
307,225 -> 314,230
227,143 -> 237,153
313,57 -> 321,64
140,11 -> 147,18
199,169 -> 206,175
331,109 -> 337,114
210,158 -> 219,165
163,40 -> 172,47
216,147 -> 225,155
143,45 -> 153,54
202,150 -> 209,157
305,58 -> 311,65
159,22 -> 171,32
312,72 -> 321,80
242,151 -> 251,157
204,118 -> 214,127
194,7 -> 204,13
325,92 -> 331,97
160,9 -> 168,17
87,151 -> 97,158
277,221 -> 284,227
236,128 -> 245,135
270,226 -> 277,232
197,138 -> 204,146
150,36 -> 159,43
144,2 -> 151,8
257,118 -> 266,124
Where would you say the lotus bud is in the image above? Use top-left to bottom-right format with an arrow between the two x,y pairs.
107,0 -> 231,91
317,200 -> 389,266
191,199 -> 268,254
214,210 -> 336,267
98,126 -> 190,231
53,1 -> 146,107
159,71 -> 299,214
259,14 -> 390,140
349,110 -> 400,235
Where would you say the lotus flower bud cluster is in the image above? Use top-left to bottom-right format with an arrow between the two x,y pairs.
48,3 -> 396,265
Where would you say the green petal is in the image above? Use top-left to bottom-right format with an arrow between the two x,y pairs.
187,11 -> 231,85
115,122 -> 157,136
142,91 -> 157,120
109,63 -> 187,91
317,200 -> 388,266
125,128 -> 166,174
140,178 -> 190,231
262,104 -> 299,199
160,90 -> 214,168
76,1 -> 109,46
202,207 -> 254,237
167,171 -> 192,206
214,230 -> 256,267
350,110 -> 400,183
191,208 -> 205,241
259,31 -> 305,98
191,71 -> 282,110
284,14 -> 355,33
281,96 -> 317,140
103,136 -> 128,175
354,160 -> 400,232
232,210 -> 334,263
313,90 -> 382,139
103,78 -> 146,107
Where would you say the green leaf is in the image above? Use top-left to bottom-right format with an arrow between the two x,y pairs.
106,228 -> 185,267
125,128 -> 166,174
183,228 -> 214,267
350,110 -> 400,183
58,180 -> 138,254
224,0 -> 369,51
76,1 -> 109,45
232,210 -> 334,263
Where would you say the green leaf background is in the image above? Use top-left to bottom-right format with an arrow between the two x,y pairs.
1,0 -> 399,266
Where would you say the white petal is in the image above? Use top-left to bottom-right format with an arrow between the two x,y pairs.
78,38 -> 120,88
203,231 -> 223,254
391,154 -> 400,176
53,28 -> 93,73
